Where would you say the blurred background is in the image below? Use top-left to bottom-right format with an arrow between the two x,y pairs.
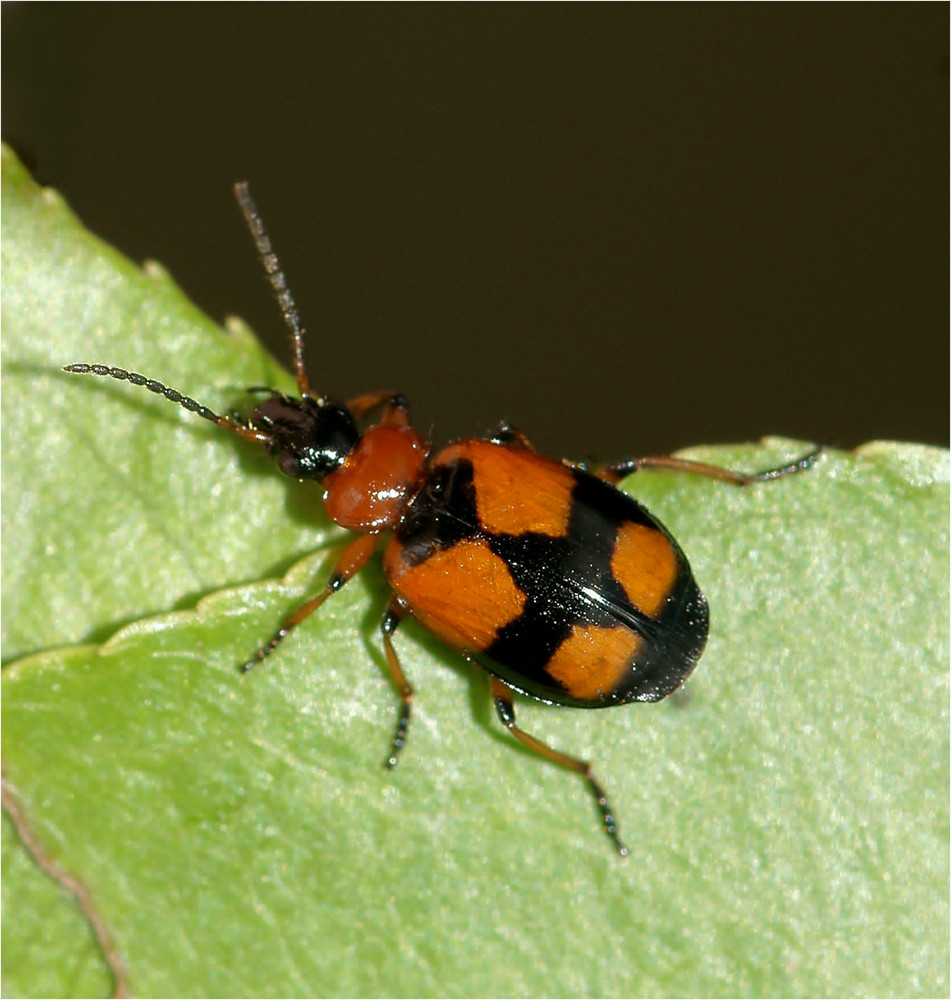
4,5 -> 947,459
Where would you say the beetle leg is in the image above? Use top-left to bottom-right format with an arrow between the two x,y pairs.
241,532 -> 379,673
380,599 -> 414,768
346,391 -> 410,427
488,676 -> 629,857
488,423 -> 536,451
379,394 -> 412,428
600,446 -> 822,486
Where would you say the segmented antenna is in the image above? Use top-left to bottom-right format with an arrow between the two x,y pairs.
233,182 -> 312,399
61,364 -> 272,446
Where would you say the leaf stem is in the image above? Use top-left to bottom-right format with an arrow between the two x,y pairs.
1,770 -> 131,999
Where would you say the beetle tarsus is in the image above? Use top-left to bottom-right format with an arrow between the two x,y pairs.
386,704 -> 412,769
587,772 -> 629,857
241,627 -> 289,673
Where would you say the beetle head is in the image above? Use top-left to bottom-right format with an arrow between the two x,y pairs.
250,394 -> 359,481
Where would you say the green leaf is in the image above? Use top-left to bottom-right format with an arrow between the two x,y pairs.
1,146 -> 307,662
3,146 -> 949,998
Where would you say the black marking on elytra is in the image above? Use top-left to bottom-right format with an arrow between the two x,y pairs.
396,459 -> 480,566
483,471 -> 660,699
394,457 -> 708,708
483,469 -> 705,707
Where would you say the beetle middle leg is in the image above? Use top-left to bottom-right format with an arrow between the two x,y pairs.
242,532 -> 379,673
346,391 -> 411,428
379,599 -> 415,768
488,676 -> 629,857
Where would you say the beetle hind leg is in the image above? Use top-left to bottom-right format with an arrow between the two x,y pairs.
601,446 -> 822,486
488,677 -> 628,857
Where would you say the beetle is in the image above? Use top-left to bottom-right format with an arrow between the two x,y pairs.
65,183 -> 819,855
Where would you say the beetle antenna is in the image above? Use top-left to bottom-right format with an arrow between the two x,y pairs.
62,364 -> 273,446
233,182 -> 312,400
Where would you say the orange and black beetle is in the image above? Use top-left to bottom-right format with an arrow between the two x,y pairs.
66,184 -> 818,855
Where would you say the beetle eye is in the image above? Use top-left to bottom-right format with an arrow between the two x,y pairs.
277,451 -> 305,478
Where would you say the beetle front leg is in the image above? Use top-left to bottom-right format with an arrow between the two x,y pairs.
381,599 -> 415,768
346,391 -> 411,428
242,532 -> 379,673
488,676 -> 628,857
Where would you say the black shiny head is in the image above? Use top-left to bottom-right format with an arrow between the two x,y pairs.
251,394 -> 359,480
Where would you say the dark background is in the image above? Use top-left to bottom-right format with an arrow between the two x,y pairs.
4,5 -> 947,460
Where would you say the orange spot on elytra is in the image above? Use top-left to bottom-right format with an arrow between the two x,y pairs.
546,625 -> 643,702
385,538 -> 525,653
611,522 -> 679,617
438,441 -> 574,537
